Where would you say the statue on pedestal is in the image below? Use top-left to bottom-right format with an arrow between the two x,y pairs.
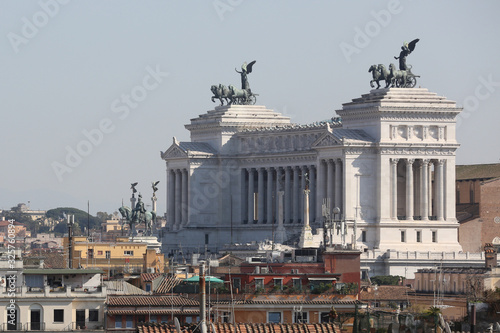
119,183 -> 157,237
210,61 -> 258,105
368,39 -> 420,89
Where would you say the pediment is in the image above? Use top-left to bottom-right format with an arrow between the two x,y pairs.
312,132 -> 342,148
161,144 -> 187,159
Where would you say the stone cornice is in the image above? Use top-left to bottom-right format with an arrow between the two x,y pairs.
238,153 -> 318,166
378,147 -> 457,156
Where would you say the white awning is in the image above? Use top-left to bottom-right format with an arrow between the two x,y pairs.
307,277 -> 337,281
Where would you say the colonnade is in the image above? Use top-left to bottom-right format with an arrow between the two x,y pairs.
391,158 -> 446,221
241,159 -> 343,225
167,168 -> 189,229
241,165 -> 316,224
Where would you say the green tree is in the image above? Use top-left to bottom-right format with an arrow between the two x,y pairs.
96,211 -> 112,223
46,207 -> 100,233
371,275 -> 403,286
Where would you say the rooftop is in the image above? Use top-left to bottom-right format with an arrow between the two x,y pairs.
23,268 -> 104,275
138,322 -> 340,333
456,163 -> 500,181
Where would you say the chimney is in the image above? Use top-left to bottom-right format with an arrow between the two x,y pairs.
484,243 -> 497,268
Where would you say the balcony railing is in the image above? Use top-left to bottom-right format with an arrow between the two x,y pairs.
24,322 -> 45,331
1,285 -> 106,297
0,321 -> 105,331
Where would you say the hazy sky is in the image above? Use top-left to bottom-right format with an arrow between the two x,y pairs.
1,1 -> 499,215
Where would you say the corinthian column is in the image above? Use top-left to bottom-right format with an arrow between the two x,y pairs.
182,169 -> 188,225
309,165 -> 316,223
327,160 -> 334,213
258,168 -> 265,223
266,167 -> 274,224
293,166 -> 300,223
285,167 -> 291,223
421,159 -> 429,221
436,159 -> 445,221
391,158 -> 399,220
168,169 -> 175,228
316,160 -> 326,222
175,169 -> 181,227
334,159 -> 342,210
276,167 -> 283,223
248,168 -> 254,223
406,159 -> 414,221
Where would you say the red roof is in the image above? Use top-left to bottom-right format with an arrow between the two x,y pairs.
138,322 -> 340,333
107,295 -> 199,307
141,272 -> 163,282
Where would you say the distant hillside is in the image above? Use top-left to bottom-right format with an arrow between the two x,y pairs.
46,207 -> 101,232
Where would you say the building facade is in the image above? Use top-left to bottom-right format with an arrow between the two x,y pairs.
161,88 -> 463,257
456,163 -> 500,252
63,236 -> 166,277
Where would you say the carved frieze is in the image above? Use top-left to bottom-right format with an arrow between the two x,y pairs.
164,146 -> 187,159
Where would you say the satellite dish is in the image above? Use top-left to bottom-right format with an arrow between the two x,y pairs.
174,317 -> 181,333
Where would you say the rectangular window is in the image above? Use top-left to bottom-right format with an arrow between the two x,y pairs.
273,278 -> 283,290
126,315 -> 133,328
150,316 -> 157,323
361,230 -> 366,242
115,315 -> 122,328
54,309 -> 64,323
416,231 -> 421,243
294,312 -> 308,323
205,234 -> 209,245
292,278 -> 302,290
98,250 -> 103,255
255,278 -> 264,291
88,249 -> 94,259
233,278 -> 241,291
268,312 -> 281,323
161,316 -> 169,323
432,231 -> 437,243
146,283 -> 151,292
89,310 -> 98,322
124,250 -> 134,256
401,230 -> 406,242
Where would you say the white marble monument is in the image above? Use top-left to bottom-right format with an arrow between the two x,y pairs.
160,88 -> 463,260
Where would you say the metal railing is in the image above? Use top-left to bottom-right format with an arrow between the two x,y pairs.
25,322 -> 45,331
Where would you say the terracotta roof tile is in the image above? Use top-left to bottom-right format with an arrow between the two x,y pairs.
107,295 -> 199,307
155,276 -> 182,294
456,163 -> 500,180
359,285 -> 411,301
142,273 -> 163,282
138,323 -> 339,333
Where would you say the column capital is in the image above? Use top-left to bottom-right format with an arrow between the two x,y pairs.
421,159 -> 430,166
391,158 -> 399,165
437,159 -> 446,166
406,158 -> 415,165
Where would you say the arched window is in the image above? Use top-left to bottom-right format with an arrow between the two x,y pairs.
5,304 -> 20,331
29,304 -> 43,331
